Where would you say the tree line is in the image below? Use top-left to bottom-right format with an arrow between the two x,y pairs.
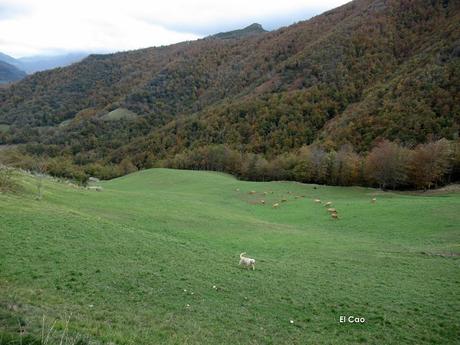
163,139 -> 460,190
2,138 -> 459,190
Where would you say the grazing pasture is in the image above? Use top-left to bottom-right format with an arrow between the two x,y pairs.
0,169 -> 459,344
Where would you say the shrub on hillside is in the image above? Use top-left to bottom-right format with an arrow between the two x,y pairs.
0,164 -> 19,193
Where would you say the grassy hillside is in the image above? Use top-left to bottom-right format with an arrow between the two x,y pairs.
0,169 -> 459,344
101,108 -> 138,121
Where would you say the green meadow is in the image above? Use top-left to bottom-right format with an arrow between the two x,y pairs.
0,168 -> 459,344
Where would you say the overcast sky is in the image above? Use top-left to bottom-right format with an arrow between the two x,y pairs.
0,0 -> 350,58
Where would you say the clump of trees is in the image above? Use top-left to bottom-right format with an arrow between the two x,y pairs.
365,141 -> 409,189
164,139 -> 460,190
408,139 -> 453,190
364,139 -> 457,190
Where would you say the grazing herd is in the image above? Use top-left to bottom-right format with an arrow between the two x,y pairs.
314,196 -> 376,219
236,187 -> 378,221
237,188 -> 378,272
314,199 -> 339,219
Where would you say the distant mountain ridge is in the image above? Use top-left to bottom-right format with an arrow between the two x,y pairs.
0,53 -> 20,68
0,60 -> 26,84
0,0 -> 458,174
17,52 -> 88,73
0,51 -> 88,74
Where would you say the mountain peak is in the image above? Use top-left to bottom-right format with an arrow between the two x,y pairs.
209,23 -> 267,40
245,23 -> 264,31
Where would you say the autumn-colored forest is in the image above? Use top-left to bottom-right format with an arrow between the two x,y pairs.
0,0 -> 459,188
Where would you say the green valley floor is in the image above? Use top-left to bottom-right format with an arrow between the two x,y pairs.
0,169 -> 459,344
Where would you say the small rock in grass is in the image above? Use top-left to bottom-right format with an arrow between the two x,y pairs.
290,320 -> 294,324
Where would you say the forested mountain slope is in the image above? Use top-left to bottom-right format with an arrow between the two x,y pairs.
0,0 -> 458,181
